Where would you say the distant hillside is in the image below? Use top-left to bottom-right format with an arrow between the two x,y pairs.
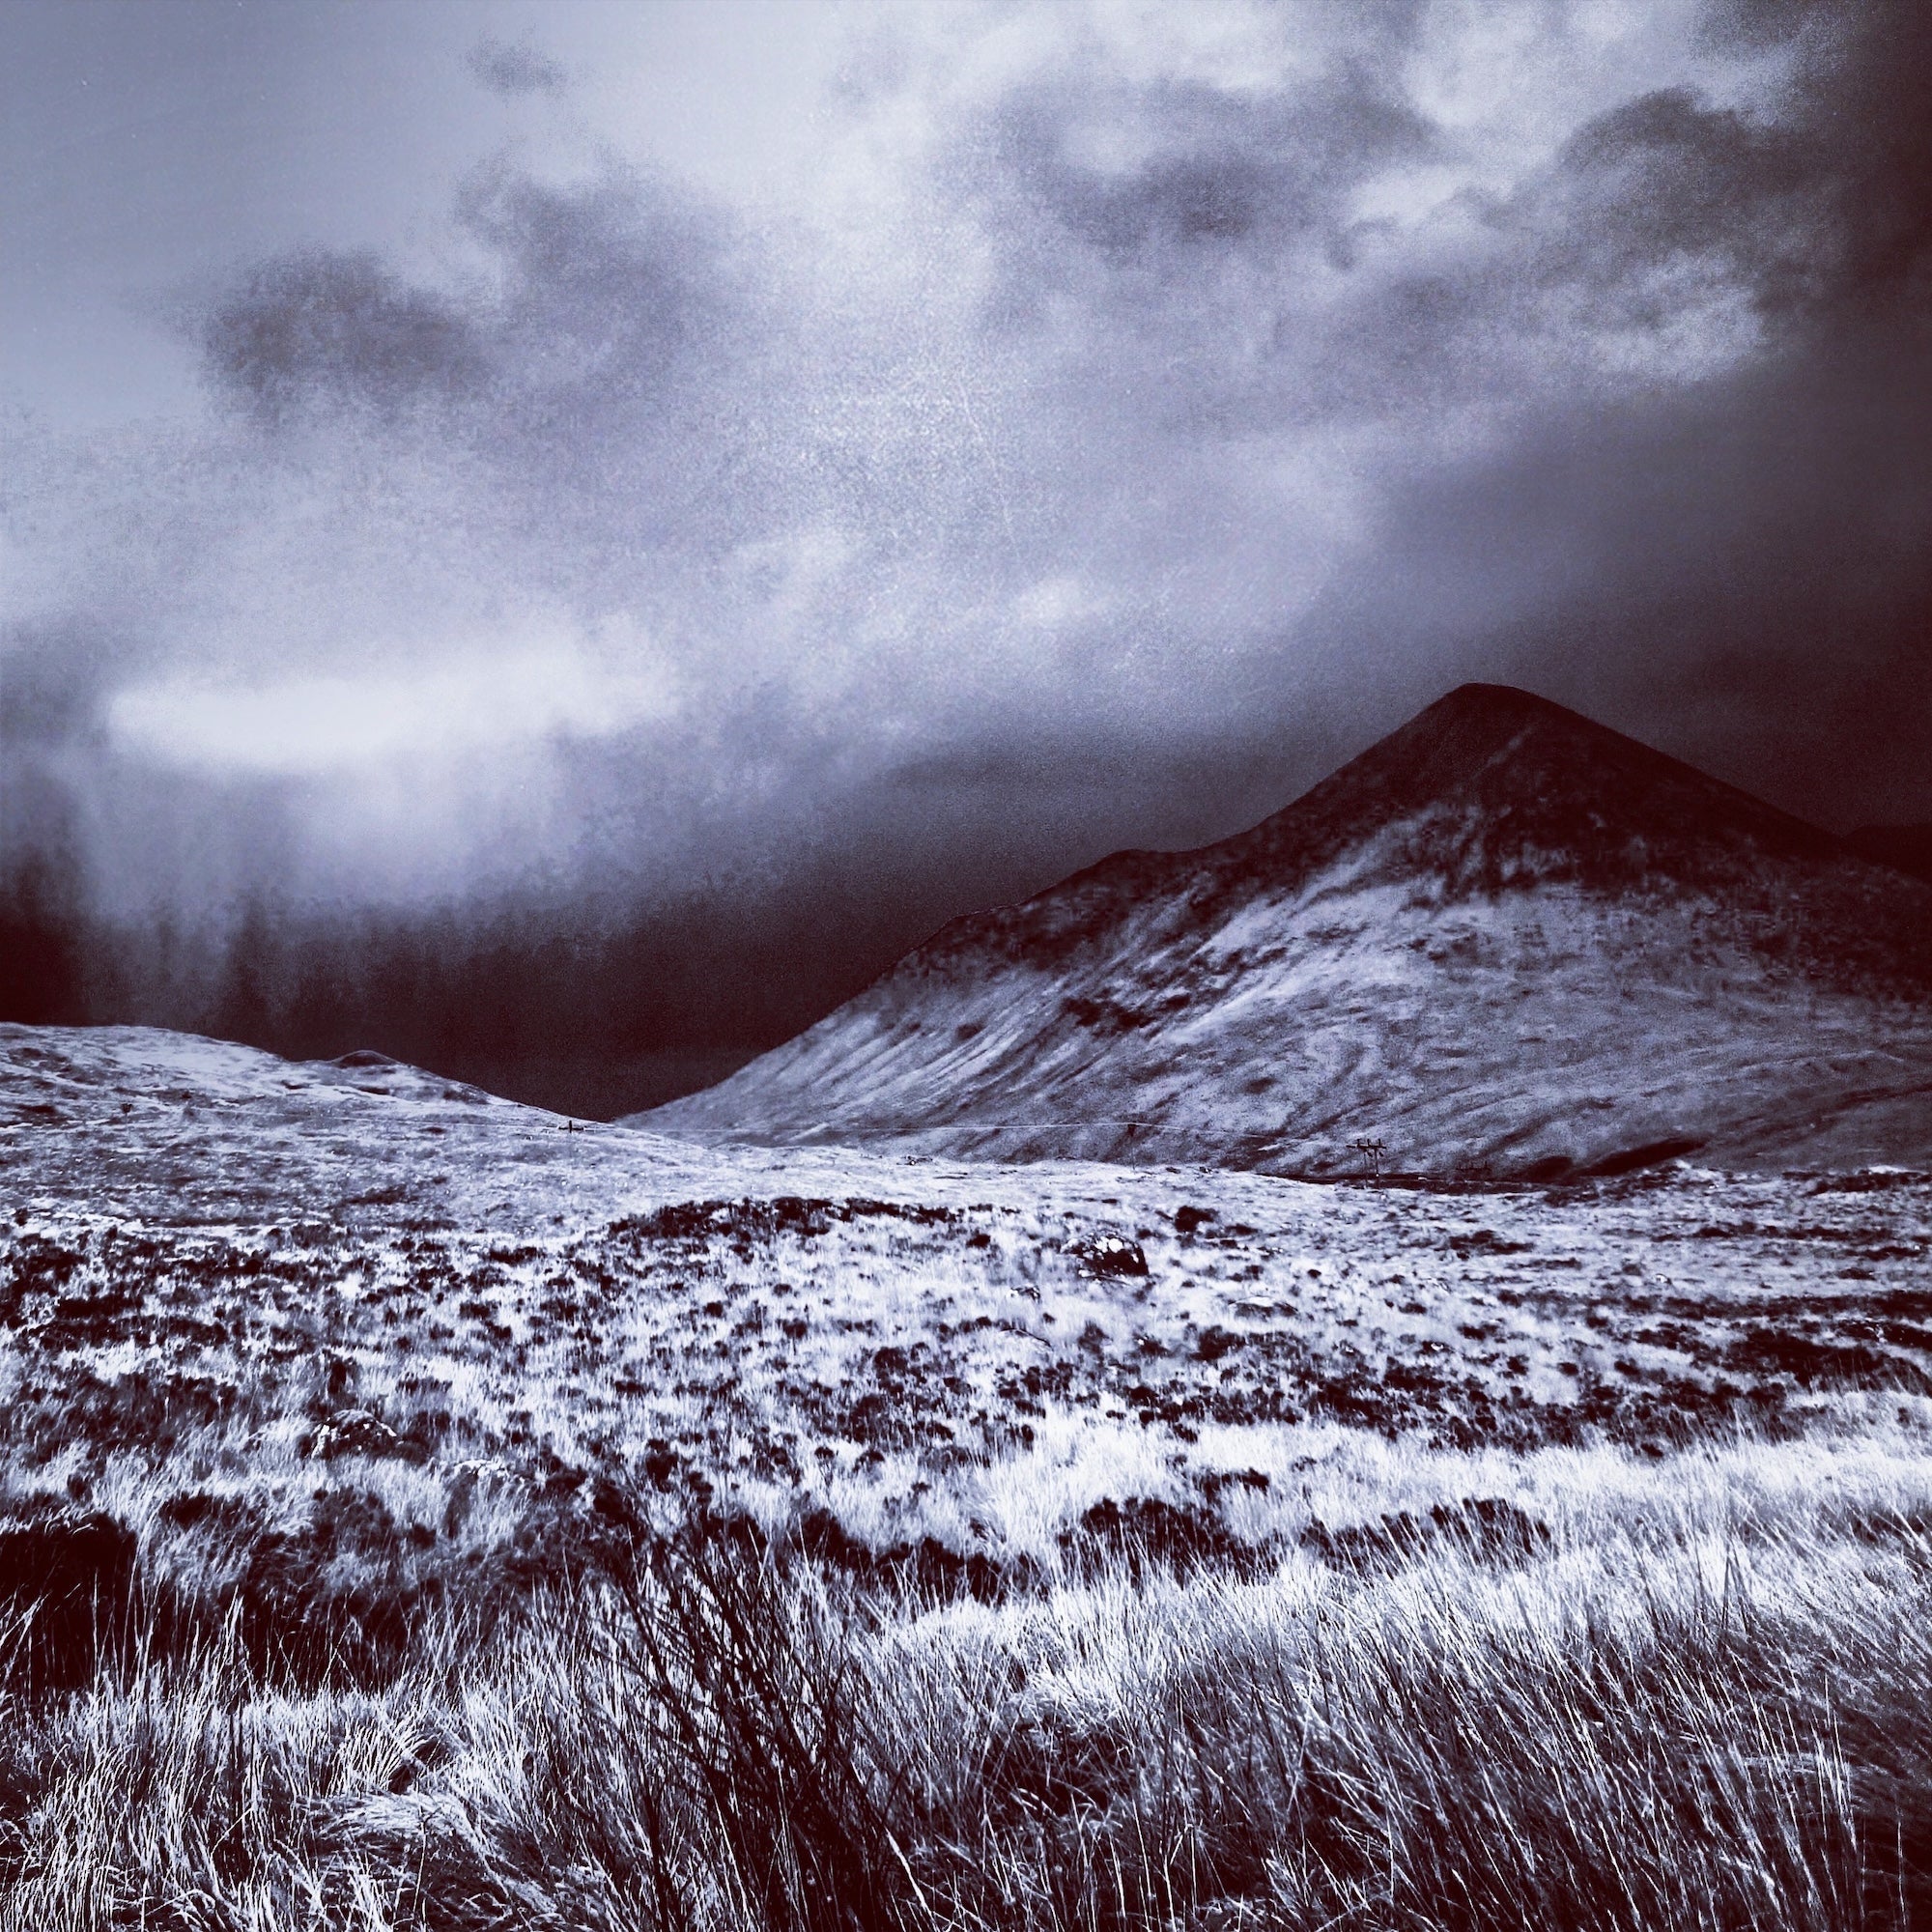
638,686 -> 1932,1177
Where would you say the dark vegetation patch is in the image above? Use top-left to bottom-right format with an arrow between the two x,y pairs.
1195,1323 -> 1244,1361
4,1368 -> 244,1462
156,1490 -> 258,1535
0,1504 -> 137,1693
611,1195 -> 960,1246
783,1505 -> 1038,1603
1680,1220 -> 1926,1249
1519,1153 -> 1576,1181
1061,1494 -> 1258,1578
0,1466 -> 1263,1716
1579,1137 -> 1708,1178
1294,1352 -> 1802,1454
342,1182 -> 412,1208
1302,1496 -> 1550,1572
1810,1169 -> 1925,1194
1061,993 -> 1151,1034
1724,1331 -> 1924,1390
2,1234 -> 89,1307
0,1468 -> 668,1701
222,1488 -> 440,1689
1446,1228 -> 1533,1257
1197,1466 -> 1272,1503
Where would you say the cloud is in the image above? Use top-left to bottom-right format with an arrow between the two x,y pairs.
468,35 -> 568,99
107,623 -> 677,780
201,249 -> 488,425
986,61 -> 1435,257
0,617 -> 118,751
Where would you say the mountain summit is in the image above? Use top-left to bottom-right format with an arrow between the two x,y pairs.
639,685 -> 1932,1176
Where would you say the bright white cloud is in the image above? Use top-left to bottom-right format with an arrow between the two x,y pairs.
107,624 -> 675,780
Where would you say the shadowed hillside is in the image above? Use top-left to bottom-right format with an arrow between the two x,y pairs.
1848,823 -> 1932,887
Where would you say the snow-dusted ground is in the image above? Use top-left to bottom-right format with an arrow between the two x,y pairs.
4,1019 -> 1932,1929
6,1022 -> 1928,1559
644,878 -> 1932,1176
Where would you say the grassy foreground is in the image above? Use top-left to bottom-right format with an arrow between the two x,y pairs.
5,1036 -> 1930,1925
2,1412 -> 1929,1931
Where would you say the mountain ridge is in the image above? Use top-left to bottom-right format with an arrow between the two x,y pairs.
907,684 -> 1918,990
639,684 -> 1932,1176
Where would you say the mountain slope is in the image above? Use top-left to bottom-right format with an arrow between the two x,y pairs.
639,686 -> 1932,1176
1848,824 -> 1932,888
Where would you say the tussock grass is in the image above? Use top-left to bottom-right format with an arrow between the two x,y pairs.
10,1037 -> 1932,1923
1,1425 -> 1929,1929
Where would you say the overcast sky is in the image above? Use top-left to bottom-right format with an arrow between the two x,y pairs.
5,0 -> 1930,944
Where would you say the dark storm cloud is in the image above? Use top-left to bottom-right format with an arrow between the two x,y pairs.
989,64 -> 1435,258
1542,87 -> 1826,317
1400,306 -> 1932,817
1332,0 -> 1932,822
1797,7 -> 1932,313
1538,0 -> 1932,330
467,36 -> 567,99
452,167 -> 742,462
202,249 -> 488,424
198,169 -> 733,453
919,0 -> 1932,827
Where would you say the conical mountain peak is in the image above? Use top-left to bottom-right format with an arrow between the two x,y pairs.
643,684 -> 1932,1177
1220,682 -> 1840,903
911,683 -> 1853,976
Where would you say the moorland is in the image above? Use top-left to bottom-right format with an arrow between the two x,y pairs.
2,1023 -> 1929,1929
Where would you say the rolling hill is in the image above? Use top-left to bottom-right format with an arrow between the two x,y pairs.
638,684 -> 1932,1177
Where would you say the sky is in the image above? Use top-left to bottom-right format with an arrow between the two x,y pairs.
4,0 -> 1931,1101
